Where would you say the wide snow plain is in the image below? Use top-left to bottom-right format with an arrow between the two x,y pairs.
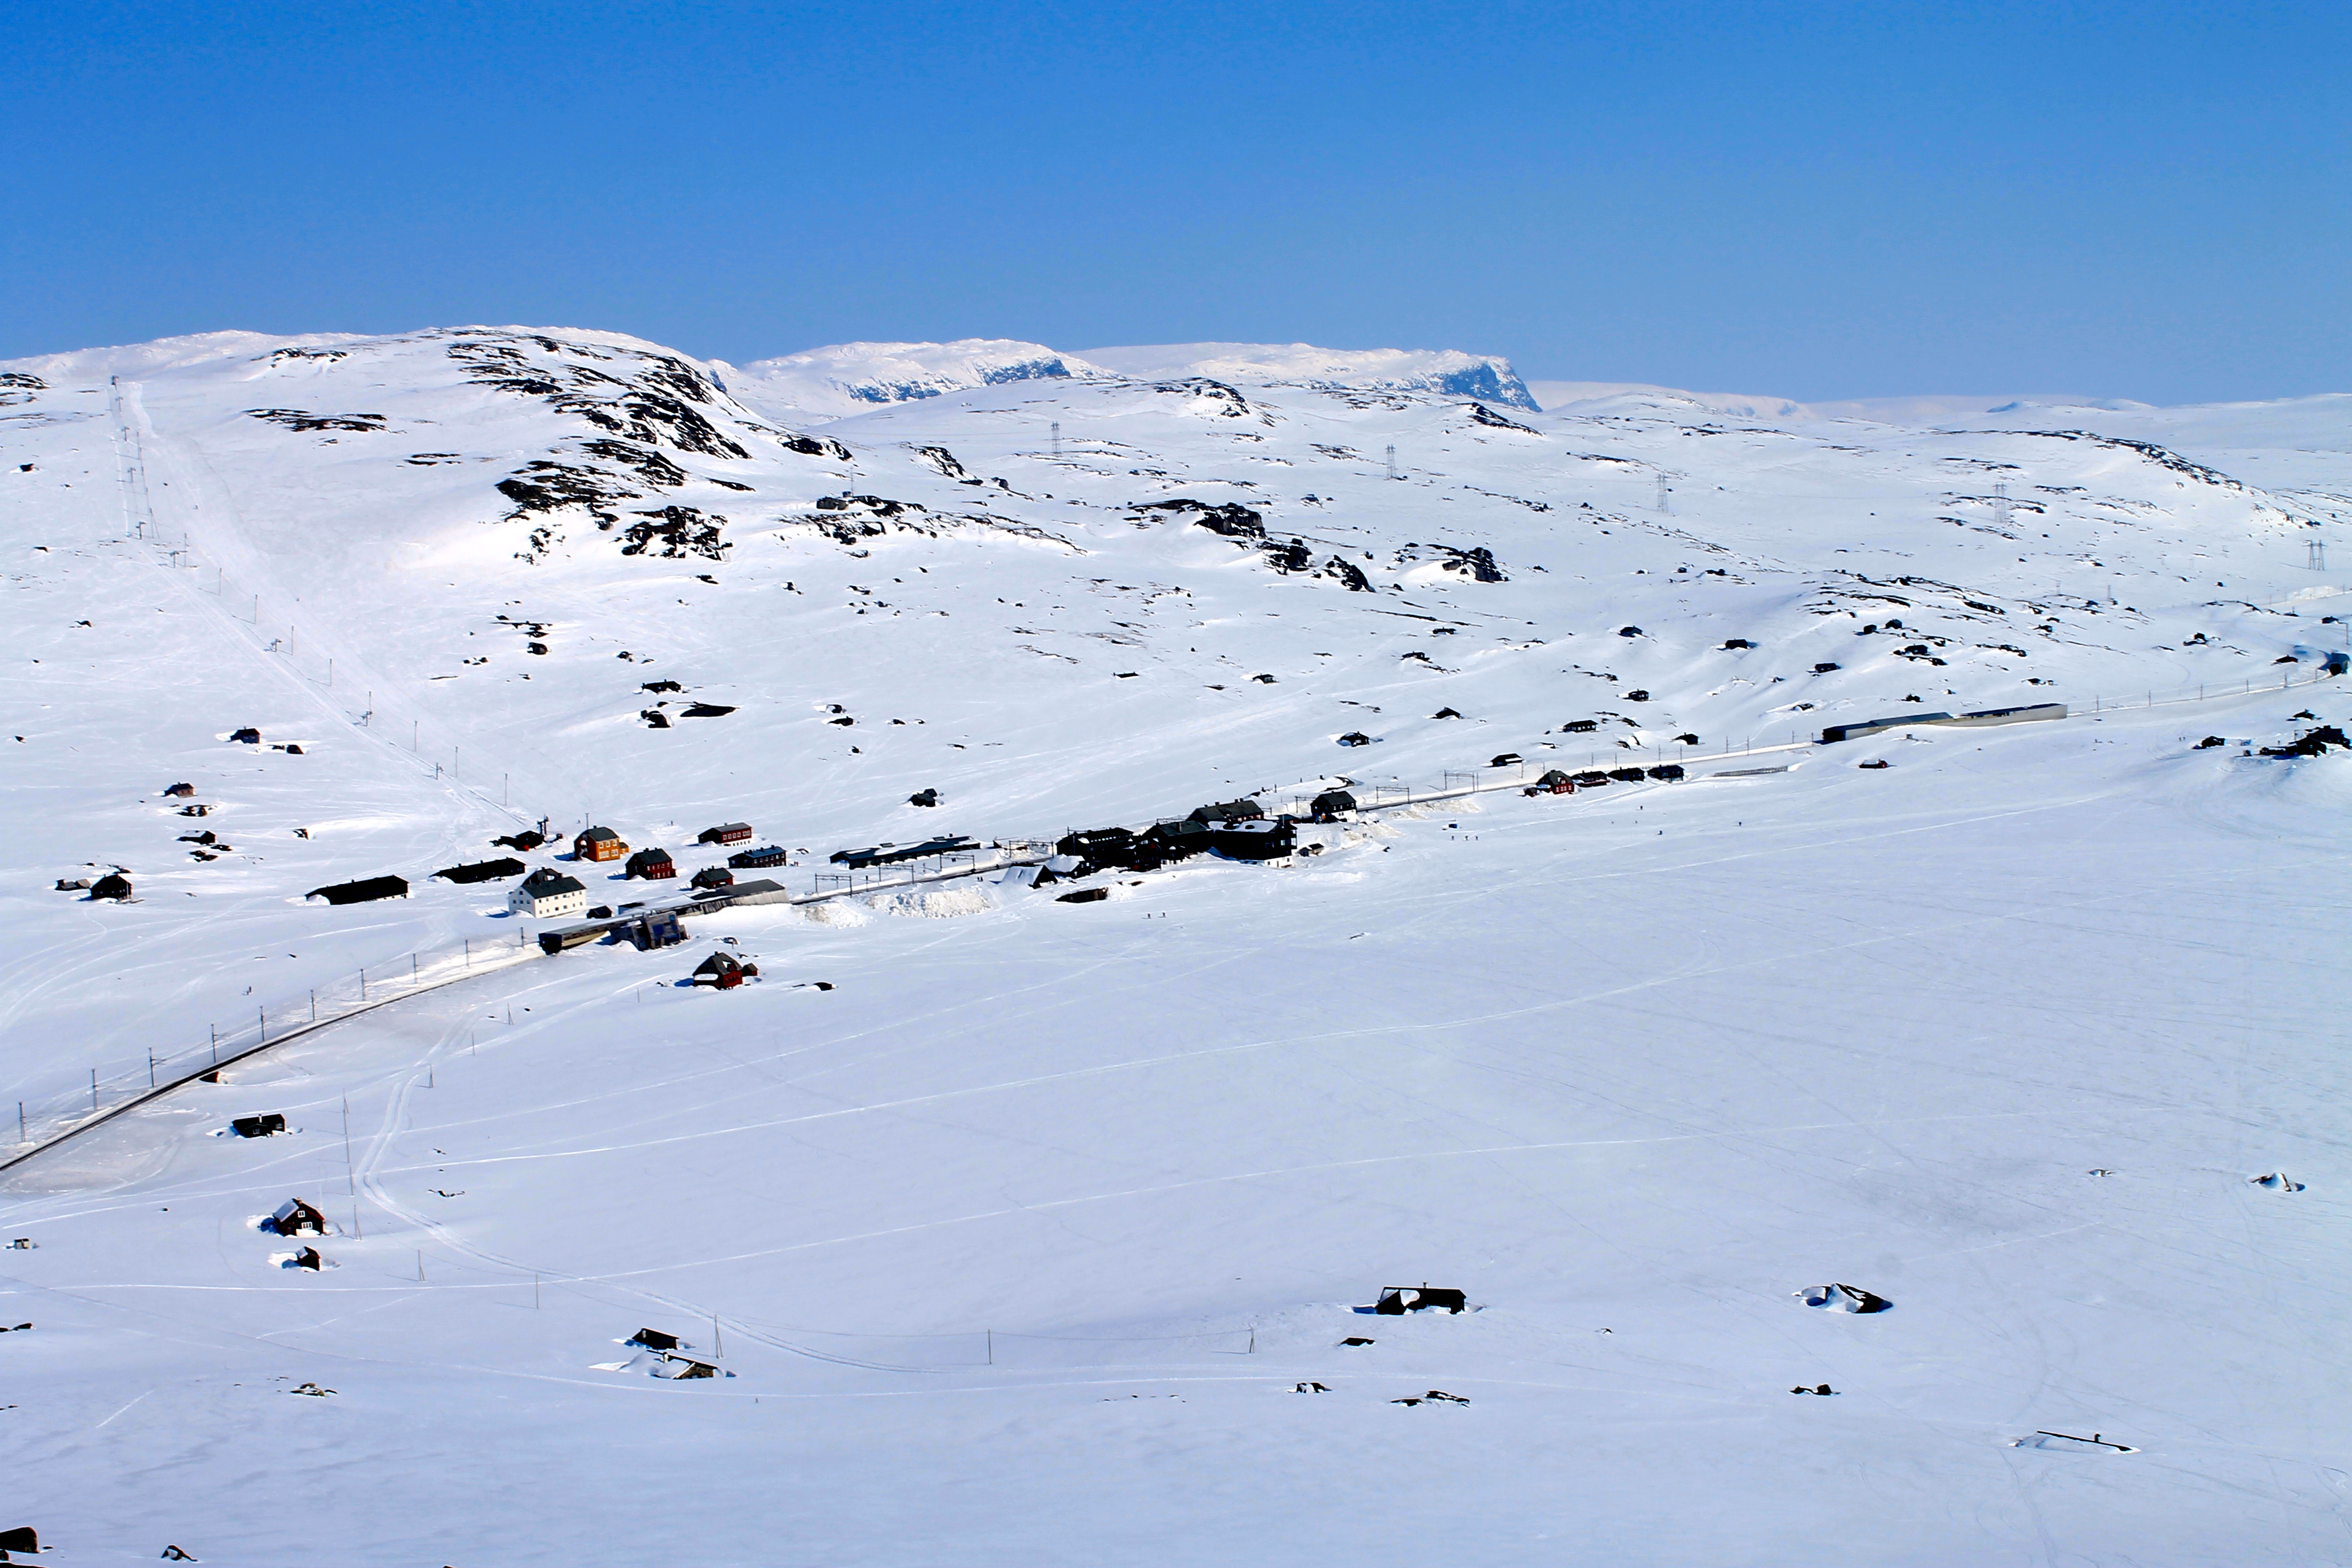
2,330 -> 2348,1564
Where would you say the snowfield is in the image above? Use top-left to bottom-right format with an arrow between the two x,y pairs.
1,328 -> 2348,1565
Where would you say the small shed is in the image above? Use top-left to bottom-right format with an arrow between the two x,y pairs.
698,823 -> 754,846
1646,763 -> 1685,781
90,872 -> 134,901
574,826 -> 628,862
1608,766 -> 1645,783
1489,753 -> 1522,767
269,1198 -> 328,1236
307,875 -> 409,906
1562,719 -> 1597,733
230,727 -> 262,744
232,1113 -> 287,1139
509,868 -> 588,919
1337,731 -> 1373,747
727,843 -> 790,869
628,1327 -> 683,1351
690,864 -> 734,891
625,847 -> 677,880
629,912 -> 685,950
433,857 -> 526,885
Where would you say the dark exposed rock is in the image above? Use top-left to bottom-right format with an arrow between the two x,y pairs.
580,439 -> 688,488
781,433 -> 853,461
1465,402 -> 1538,433
622,506 -> 729,561
1326,557 -> 1373,591
1137,499 -> 1266,540
247,408 -> 387,433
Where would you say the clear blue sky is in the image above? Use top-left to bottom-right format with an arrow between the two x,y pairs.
5,2 -> 2344,402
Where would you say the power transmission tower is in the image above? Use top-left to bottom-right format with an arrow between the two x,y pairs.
1385,445 -> 1397,480
2310,539 -> 2327,571
1656,474 -> 1670,515
1050,421 -> 1060,458
1993,482 -> 2012,533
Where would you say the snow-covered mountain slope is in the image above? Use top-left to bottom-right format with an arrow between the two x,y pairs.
2,326 -> 2349,1564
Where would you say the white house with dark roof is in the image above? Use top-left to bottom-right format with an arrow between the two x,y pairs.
509,867 -> 588,919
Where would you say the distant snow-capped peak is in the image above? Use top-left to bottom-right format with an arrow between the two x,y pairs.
718,338 -> 1541,419
1077,342 -> 1540,411
716,340 -> 1097,419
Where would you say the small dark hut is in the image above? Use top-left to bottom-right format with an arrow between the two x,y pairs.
1208,819 -> 1295,861
1489,753 -> 1522,767
698,823 -> 754,845
1562,719 -> 1597,733
90,873 -> 133,901
692,951 -> 755,989
1309,789 -> 1358,821
268,1198 -> 327,1236
1572,770 -> 1611,788
1144,818 -> 1211,862
231,1113 -> 287,1139
1375,1284 -> 1467,1315
690,865 -> 734,891
625,847 -> 677,880
306,875 -> 409,906
1337,731 -> 1373,747
433,857 -> 526,885
1608,766 -> 1646,783
230,727 -> 262,744
291,1246 -> 323,1271
1647,763 -> 1685,781
628,1327 -> 682,1351
1187,798 -> 1264,825
727,844 -> 790,869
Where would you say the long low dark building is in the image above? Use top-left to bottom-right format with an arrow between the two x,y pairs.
432,857 -> 527,885
829,836 -> 978,870
1821,711 -> 1953,744
307,875 -> 409,905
